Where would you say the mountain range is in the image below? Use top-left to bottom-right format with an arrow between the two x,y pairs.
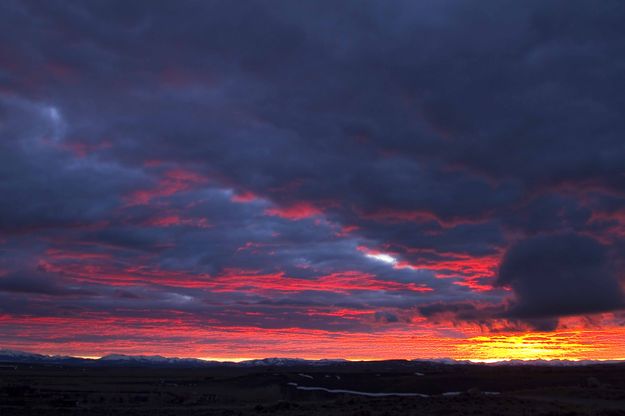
0,349 -> 623,368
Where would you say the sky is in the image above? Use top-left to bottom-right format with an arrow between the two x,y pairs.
1,0 -> 625,361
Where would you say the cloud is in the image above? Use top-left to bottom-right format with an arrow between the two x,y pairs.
416,233 -> 625,330
0,268 -> 90,296
1,0 -> 625,354
373,311 -> 401,324
497,234 -> 625,319
416,301 -> 559,332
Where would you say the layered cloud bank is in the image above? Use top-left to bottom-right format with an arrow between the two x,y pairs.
1,0 -> 625,359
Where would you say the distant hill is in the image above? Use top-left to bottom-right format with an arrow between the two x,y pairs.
1,349 -> 623,368
0,349 -> 349,368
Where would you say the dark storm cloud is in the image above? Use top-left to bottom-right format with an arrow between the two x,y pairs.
417,233 -> 625,330
0,269 -> 87,296
1,0 -> 625,340
498,234 -> 625,319
0,95 -> 146,233
0,267 -> 99,320
417,301 -> 559,332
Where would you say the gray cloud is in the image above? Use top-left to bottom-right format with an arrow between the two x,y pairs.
1,0 -> 625,342
498,234 -> 625,319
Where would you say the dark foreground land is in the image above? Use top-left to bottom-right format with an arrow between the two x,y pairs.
1,360 -> 625,415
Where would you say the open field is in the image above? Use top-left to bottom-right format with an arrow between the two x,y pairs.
2,361 -> 625,415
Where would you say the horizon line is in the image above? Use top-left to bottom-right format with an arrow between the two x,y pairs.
3,348 -> 625,364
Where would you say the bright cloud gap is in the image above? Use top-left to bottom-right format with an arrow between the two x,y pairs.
365,253 -> 397,265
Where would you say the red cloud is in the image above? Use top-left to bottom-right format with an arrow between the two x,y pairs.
143,215 -> 211,228
212,269 -> 431,294
359,208 -> 486,228
125,168 -> 207,205
44,248 -> 112,261
265,202 -> 321,220
231,191 -> 257,203
359,245 -> 500,292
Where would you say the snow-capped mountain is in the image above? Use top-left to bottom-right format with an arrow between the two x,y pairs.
0,349 -> 82,364
239,358 -> 348,366
1,349 -> 623,368
99,354 -> 222,366
0,349 -> 44,358
0,350 -> 227,367
0,349 -> 46,360
0,350 -> 350,367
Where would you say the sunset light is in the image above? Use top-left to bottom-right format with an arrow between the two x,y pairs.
365,252 -> 397,265
1,0 -> 625,367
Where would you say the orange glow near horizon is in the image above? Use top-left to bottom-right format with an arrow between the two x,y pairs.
457,333 -> 592,362
3,314 -> 625,362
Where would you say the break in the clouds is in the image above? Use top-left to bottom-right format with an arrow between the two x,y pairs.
1,0 -> 625,359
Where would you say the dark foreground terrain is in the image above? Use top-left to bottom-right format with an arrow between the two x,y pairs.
1,360 -> 625,415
